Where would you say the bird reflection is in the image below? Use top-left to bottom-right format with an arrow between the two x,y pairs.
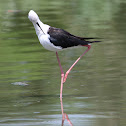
60,97 -> 73,126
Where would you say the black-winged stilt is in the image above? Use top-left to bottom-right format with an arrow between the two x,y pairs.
28,10 -> 101,100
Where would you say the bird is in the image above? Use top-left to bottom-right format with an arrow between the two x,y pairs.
28,10 -> 101,100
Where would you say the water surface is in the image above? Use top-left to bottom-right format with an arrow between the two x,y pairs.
0,0 -> 126,126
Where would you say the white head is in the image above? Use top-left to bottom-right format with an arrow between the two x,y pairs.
28,10 -> 39,23
28,10 -> 50,37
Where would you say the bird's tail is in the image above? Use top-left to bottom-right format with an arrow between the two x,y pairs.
77,36 -> 102,43
87,40 -> 101,43
84,38 -> 101,43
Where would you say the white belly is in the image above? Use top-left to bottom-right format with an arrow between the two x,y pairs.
38,34 -> 62,51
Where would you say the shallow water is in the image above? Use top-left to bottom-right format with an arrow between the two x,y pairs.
0,0 -> 126,126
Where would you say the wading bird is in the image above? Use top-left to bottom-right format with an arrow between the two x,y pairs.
28,10 -> 101,100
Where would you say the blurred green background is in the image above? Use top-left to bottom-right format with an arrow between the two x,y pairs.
0,0 -> 126,126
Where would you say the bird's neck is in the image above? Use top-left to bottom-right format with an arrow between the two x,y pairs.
33,19 -> 50,38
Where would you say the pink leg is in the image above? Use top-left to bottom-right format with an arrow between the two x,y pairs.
56,45 -> 91,99
56,52 -> 64,101
56,46 -> 90,126
63,45 -> 91,83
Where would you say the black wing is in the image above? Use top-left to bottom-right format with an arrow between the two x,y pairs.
48,27 -> 89,49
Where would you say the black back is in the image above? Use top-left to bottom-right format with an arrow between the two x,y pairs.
48,27 -> 89,48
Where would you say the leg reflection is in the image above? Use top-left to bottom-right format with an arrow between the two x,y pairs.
60,97 -> 73,126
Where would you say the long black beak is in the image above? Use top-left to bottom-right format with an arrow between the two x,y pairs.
36,22 -> 45,34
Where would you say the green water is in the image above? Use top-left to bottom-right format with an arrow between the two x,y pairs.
0,0 -> 126,126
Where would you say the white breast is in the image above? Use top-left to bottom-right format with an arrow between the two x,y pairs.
39,34 -> 62,51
